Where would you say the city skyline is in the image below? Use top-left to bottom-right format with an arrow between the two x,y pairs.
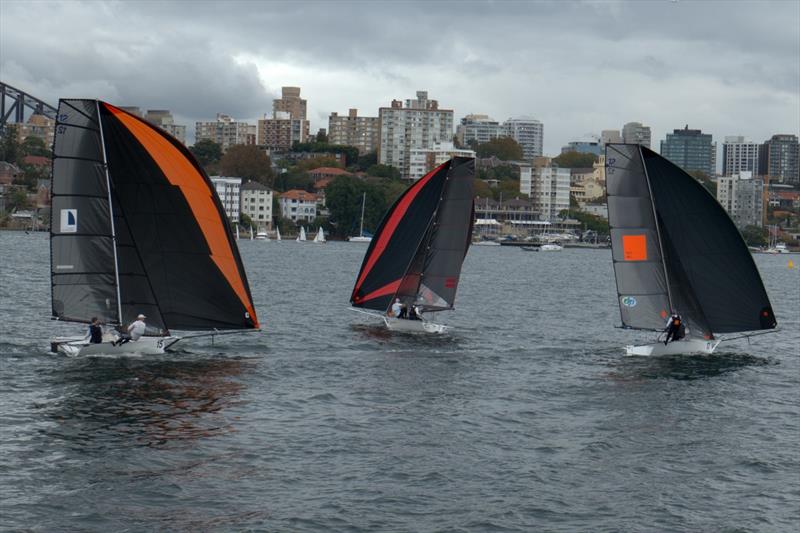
1,1 -> 798,156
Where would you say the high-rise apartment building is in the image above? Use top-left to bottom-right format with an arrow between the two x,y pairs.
717,171 -> 764,228
456,114 -> 506,147
504,117 -> 544,160
273,86 -> 307,121
328,108 -> 380,154
144,109 -> 187,144
209,176 -> 242,221
622,122 -> 651,148
660,126 -> 715,177
378,91 -> 454,180
601,130 -> 622,145
14,114 -> 55,147
258,87 -> 310,152
722,136 -> 759,176
408,142 -> 475,181
759,134 -> 799,184
196,114 -> 256,151
240,180 -> 273,230
519,163 -> 570,221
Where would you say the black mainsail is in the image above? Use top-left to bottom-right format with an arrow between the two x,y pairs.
350,157 -> 475,313
50,99 -> 259,332
606,144 -> 776,338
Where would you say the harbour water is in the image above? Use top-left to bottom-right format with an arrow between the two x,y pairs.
1,230 -> 798,531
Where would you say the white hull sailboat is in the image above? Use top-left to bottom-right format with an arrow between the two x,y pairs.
49,99 -> 261,356
296,226 -> 307,242
313,227 -> 326,243
540,243 -> 563,251
350,157 -> 475,334
605,144 -> 776,356
275,227 -> 282,241
348,192 -> 372,243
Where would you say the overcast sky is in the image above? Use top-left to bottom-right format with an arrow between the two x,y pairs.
1,0 -> 798,156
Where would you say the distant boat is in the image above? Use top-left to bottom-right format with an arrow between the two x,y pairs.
540,243 -> 563,251
296,226 -> 307,242
49,99 -> 260,356
348,192 -> 372,242
313,226 -> 326,243
350,157 -> 475,333
249,226 -> 254,240
520,245 -> 539,252
255,226 -> 269,240
606,144 -> 776,356
235,225 -> 240,240
275,227 -> 282,241
473,239 -> 500,246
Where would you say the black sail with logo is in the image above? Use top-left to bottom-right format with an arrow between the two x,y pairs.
351,157 -> 475,313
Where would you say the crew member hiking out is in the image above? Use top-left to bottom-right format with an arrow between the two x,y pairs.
664,313 -> 685,345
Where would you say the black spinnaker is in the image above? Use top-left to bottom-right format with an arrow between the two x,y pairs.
606,144 -> 776,339
350,157 -> 475,313
50,99 -> 259,333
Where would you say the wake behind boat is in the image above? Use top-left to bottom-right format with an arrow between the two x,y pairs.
605,144 -> 776,356
49,99 -> 260,356
350,157 -> 475,333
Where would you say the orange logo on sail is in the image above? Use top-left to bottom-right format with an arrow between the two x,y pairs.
622,234 -> 647,261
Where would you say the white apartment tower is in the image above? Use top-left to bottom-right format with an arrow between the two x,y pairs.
519,164 -> 570,221
456,114 -> 506,147
622,122 -> 651,148
144,110 -> 187,144
209,176 -> 242,222
378,91 -> 454,180
196,114 -> 256,151
722,136 -> 760,176
504,117 -> 544,160
408,142 -> 476,181
328,108 -> 380,154
716,171 -> 763,228
240,180 -> 274,230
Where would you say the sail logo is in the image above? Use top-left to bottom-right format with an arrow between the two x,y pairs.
621,296 -> 637,308
60,209 -> 78,233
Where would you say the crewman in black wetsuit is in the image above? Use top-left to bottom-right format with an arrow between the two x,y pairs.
87,317 -> 103,344
664,314 -> 685,345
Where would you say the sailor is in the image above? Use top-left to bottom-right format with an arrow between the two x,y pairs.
85,317 -> 103,344
409,305 -> 423,321
664,313 -> 684,345
390,299 -> 402,318
114,313 -> 147,346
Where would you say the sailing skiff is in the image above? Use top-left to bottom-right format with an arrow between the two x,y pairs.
605,144 -> 776,355
50,99 -> 259,356
350,157 -> 475,333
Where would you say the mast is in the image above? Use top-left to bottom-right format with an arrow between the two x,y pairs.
95,100 -> 124,324
359,192 -> 366,237
639,144 -> 674,313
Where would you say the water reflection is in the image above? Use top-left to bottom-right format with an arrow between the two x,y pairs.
40,355 -> 254,448
608,351 -> 774,381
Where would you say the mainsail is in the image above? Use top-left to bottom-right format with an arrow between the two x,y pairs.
51,99 -> 259,332
350,157 -> 475,312
606,144 -> 776,337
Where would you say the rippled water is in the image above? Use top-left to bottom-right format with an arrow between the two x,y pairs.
1,230 -> 798,531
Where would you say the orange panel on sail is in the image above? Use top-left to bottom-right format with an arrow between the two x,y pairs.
622,234 -> 647,261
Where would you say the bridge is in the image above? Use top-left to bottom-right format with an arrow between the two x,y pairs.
0,81 -> 57,134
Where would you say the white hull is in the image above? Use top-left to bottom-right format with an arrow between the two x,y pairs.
382,316 -> 449,334
473,241 -> 501,246
540,244 -> 563,251
348,236 -> 372,243
625,338 -> 721,356
51,335 -> 181,357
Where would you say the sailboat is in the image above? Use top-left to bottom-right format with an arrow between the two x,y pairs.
313,226 -> 326,243
605,144 -> 776,356
255,226 -> 268,240
275,227 -> 282,241
235,224 -> 240,240
348,192 -> 372,242
249,226 -> 254,240
350,157 -> 475,333
296,226 -> 307,242
49,99 -> 260,356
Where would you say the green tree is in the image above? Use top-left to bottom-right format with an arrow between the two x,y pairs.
740,225 -> 768,247
291,142 -> 359,166
477,164 -> 518,181
325,175 -> 389,238
190,139 -> 223,167
315,130 -> 328,143
20,136 -> 50,157
559,209 -> 610,235
219,145 -> 273,186
476,137 -> 523,160
494,179 -> 524,200
354,151 -> 377,171
0,125 -> 21,163
295,156 -> 343,172
366,164 -> 401,179
473,179 -> 492,198
552,151 -> 597,168
6,187 -> 31,212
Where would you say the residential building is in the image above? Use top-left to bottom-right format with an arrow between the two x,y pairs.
14,114 -> 55,148
601,130 -> 622,145
721,136 -> 759,176
561,141 -> 602,156
119,107 -> 142,117
503,117 -> 544,160
278,189 -> 318,222
328,108 -> 380,154
622,122 -> 651,148
760,134 -> 799,184
716,171 -> 764,228
308,167 -> 351,183
408,142 -> 475,181
273,86 -> 307,121
520,163 -> 570,221
258,111 -> 307,152
378,91 -> 454,180
196,114 -> 256,151
240,180 -> 273,230
593,155 -> 607,184
660,126 -> 715,177
144,109 -> 187,144
209,176 -> 242,221
570,180 -> 605,203
456,114 -> 506,147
